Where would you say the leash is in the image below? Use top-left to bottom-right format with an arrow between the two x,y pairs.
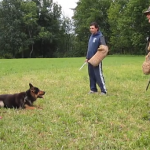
24,92 -> 28,103
79,62 -> 87,71
24,93 -> 32,106
146,78 -> 150,91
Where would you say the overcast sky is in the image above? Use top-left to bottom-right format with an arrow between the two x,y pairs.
53,0 -> 78,18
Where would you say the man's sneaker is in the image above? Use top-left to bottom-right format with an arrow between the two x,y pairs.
88,90 -> 98,94
100,92 -> 107,96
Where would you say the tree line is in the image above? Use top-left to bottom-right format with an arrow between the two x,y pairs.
74,0 -> 150,56
0,0 -> 74,58
0,0 -> 150,58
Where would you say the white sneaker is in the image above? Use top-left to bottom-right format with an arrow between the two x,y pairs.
100,92 -> 107,96
88,91 -> 98,94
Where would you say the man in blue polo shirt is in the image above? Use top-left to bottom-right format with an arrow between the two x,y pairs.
85,22 -> 107,95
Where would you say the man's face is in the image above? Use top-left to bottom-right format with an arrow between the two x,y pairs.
146,13 -> 150,23
90,25 -> 98,34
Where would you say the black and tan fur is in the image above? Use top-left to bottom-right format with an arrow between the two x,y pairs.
0,83 -> 45,109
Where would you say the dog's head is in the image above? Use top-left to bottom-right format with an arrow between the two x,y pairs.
29,83 -> 45,99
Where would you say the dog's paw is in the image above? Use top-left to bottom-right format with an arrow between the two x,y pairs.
0,101 -> 4,108
36,106 -> 43,110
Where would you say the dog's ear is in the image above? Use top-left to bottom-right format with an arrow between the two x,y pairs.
29,83 -> 33,88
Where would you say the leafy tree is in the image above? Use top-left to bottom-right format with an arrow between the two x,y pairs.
36,0 -> 63,57
108,0 -> 150,54
21,0 -> 38,57
108,0 -> 129,54
0,0 -> 74,58
0,0 -> 24,57
123,0 -> 150,54
73,0 -> 111,56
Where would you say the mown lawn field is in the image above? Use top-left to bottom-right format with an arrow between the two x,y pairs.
0,56 -> 150,150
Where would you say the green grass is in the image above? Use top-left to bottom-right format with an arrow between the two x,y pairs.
0,56 -> 150,150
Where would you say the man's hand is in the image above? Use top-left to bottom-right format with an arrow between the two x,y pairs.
85,59 -> 88,63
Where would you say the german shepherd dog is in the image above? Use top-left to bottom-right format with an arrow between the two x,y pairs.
0,83 -> 45,109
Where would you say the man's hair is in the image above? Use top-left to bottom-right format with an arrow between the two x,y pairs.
90,22 -> 99,30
